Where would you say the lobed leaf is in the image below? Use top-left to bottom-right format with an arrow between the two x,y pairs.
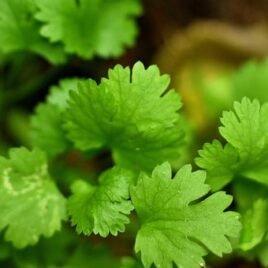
35,0 -> 142,58
68,167 -> 135,237
0,147 -> 66,248
131,162 -> 241,268
0,0 -> 66,63
65,62 -> 184,171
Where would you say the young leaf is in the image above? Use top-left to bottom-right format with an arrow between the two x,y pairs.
31,78 -> 83,157
0,0 -> 66,63
196,98 -> 268,251
35,0 -> 142,58
65,62 -> 184,171
196,98 -> 268,189
0,147 -> 66,248
68,167 -> 135,237
220,98 -> 268,162
196,140 -> 238,191
131,162 -> 241,268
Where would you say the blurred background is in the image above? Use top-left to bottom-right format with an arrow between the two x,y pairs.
1,0 -> 268,267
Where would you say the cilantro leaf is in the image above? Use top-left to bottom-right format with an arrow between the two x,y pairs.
131,162 -> 241,268
196,140 -> 238,190
220,98 -> 268,185
47,78 -> 84,110
196,98 -> 268,251
0,0 -> 66,63
196,98 -> 268,189
68,167 -> 135,237
31,78 -> 83,157
35,0 -> 142,58
232,180 -> 268,251
239,199 -> 268,251
0,147 -> 66,248
65,62 -> 184,171
220,98 -> 268,162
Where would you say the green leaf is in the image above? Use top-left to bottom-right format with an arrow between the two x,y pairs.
31,103 -> 70,157
47,78 -> 84,111
231,59 -> 268,103
35,0 -> 142,58
68,167 -> 135,237
0,147 -> 66,248
31,78 -> 83,157
220,98 -> 268,161
196,98 -> 268,188
0,0 -> 66,63
196,140 -> 238,191
65,62 -> 184,171
232,180 -> 268,251
239,199 -> 268,251
196,98 -> 268,252
220,98 -> 268,186
131,162 -> 241,268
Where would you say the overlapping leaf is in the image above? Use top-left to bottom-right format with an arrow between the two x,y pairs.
31,78 -> 83,157
196,97 -> 268,252
0,0 -> 66,63
196,98 -> 268,190
131,162 -> 241,268
68,167 -> 135,237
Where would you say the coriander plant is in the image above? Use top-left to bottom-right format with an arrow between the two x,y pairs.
0,0 -> 268,267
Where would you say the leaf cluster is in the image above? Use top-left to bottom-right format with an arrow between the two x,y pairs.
0,0 -> 142,63
0,62 -> 242,268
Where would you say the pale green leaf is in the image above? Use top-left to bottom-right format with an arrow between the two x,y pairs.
47,78 -> 84,110
0,147 -> 66,248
